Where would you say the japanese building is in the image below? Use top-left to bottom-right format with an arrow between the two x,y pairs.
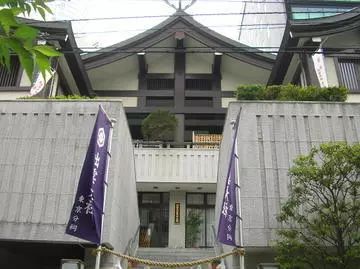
268,6 -> 360,102
0,3 -> 360,269
83,9 -> 275,143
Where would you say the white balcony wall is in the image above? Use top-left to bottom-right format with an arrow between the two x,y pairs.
134,148 -> 219,184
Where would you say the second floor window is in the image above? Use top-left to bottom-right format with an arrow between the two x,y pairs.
0,56 -> 20,87
338,58 -> 360,93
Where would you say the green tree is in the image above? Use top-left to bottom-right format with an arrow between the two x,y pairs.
141,110 -> 177,141
0,0 -> 61,80
275,143 -> 360,269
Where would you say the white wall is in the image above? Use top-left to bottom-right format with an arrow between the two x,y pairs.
0,92 -> 29,100
221,55 -> 270,91
325,57 -> 339,87
19,70 -> 31,86
88,55 -> 138,91
348,94 -> 360,103
186,53 -> 213,74
147,53 -> 174,73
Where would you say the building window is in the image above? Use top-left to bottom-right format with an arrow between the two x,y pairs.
291,6 -> 352,20
186,193 -> 216,248
138,192 -> 169,248
185,97 -> 213,107
0,56 -> 20,87
338,58 -> 360,92
146,96 -> 174,107
186,79 -> 212,91
147,79 -> 174,90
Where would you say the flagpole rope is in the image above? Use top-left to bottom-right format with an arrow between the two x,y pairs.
95,247 -> 245,268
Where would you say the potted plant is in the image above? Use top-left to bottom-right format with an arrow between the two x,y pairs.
186,210 -> 203,248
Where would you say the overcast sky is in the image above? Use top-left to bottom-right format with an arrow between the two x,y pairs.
46,0 -> 248,49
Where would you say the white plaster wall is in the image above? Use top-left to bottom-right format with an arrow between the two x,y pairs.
118,97 -> 138,107
19,70 -> 31,86
325,57 -> 339,87
168,191 -> 186,248
94,97 -> 138,107
222,97 -> 236,108
221,55 -> 270,91
0,92 -> 29,100
348,94 -> 360,103
88,55 -> 138,91
186,53 -> 213,74
147,53 -> 174,73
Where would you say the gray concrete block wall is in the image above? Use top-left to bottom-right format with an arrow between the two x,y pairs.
215,101 -> 360,268
0,101 -> 139,254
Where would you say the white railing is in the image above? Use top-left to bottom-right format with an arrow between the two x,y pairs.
134,147 -> 219,183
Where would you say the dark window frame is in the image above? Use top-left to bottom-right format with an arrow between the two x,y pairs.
0,56 -> 23,88
335,56 -> 360,93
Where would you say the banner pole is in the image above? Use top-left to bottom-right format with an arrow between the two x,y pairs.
95,111 -> 116,269
234,109 -> 244,269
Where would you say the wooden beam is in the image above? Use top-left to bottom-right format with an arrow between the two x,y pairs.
137,53 -> 147,76
137,53 -> 147,107
212,53 -> 222,108
212,53 -> 222,76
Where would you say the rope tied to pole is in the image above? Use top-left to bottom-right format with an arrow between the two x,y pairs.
94,247 -> 245,268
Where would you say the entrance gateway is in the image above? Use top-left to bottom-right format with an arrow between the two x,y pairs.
138,192 -> 216,248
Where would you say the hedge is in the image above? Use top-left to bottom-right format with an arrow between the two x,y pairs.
235,84 -> 348,102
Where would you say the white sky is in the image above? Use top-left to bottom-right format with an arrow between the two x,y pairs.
46,0 -> 248,49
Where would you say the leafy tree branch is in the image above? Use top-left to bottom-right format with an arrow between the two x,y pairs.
0,0 -> 62,80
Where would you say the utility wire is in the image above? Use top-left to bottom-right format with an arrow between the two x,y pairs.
59,47 -> 360,54
73,23 -> 286,35
24,10 -> 360,23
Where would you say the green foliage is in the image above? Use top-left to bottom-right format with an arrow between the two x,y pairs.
235,84 -> 265,100
235,84 -> 348,102
141,110 -> 177,141
275,142 -> 360,269
0,0 -> 61,80
186,210 -> 203,248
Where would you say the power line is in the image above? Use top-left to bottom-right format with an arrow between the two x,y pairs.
25,10 -> 360,23
59,47 -> 360,54
73,23 -> 286,35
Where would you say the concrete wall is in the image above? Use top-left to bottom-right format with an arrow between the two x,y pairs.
0,101 -> 139,267
216,101 -> 360,268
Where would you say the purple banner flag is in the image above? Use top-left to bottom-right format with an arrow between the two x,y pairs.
66,106 -> 112,245
217,113 -> 240,247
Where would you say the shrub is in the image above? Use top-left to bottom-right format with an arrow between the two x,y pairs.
235,85 -> 264,100
141,110 -> 177,141
235,84 -> 348,102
